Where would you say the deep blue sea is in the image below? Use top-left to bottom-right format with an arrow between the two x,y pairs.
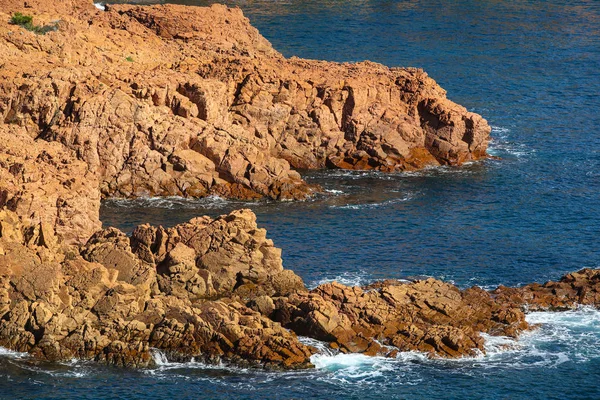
3,1 -> 600,398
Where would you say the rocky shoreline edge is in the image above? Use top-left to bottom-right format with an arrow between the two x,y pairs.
1,208 -> 598,369
0,0 -> 598,370
1,0 -> 489,245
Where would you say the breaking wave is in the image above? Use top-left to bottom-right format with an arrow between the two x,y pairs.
144,307 -> 600,387
309,270 -> 374,288
298,307 -> 600,386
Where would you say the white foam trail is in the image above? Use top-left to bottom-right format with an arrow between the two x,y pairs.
328,193 -> 415,210
525,306 -> 600,327
104,195 -> 256,210
151,348 -> 170,366
490,125 -> 510,134
298,337 -> 338,357
307,307 -> 600,383
487,125 -> 535,158
310,270 -> 372,289
146,349 -> 256,376
0,347 -> 28,359
481,333 -> 522,355
311,353 -> 389,369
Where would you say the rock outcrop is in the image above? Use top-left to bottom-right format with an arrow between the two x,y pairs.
1,0 -> 490,245
0,208 -> 312,368
1,207 -> 599,368
494,268 -> 600,311
271,280 -> 528,358
268,271 -> 600,358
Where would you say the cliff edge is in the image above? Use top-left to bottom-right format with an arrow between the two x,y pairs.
1,0 -> 489,243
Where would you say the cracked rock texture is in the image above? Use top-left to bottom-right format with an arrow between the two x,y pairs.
2,0 -> 593,371
1,208 -> 598,368
1,0 -> 489,243
0,208 -> 312,368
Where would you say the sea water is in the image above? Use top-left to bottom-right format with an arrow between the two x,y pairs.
4,1 -> 600,398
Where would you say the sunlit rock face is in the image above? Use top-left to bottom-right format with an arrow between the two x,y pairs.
0,0 -> 489,246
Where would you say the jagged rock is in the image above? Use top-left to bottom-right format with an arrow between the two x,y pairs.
0,0 -> 489,245
0,209 -> 313,368
494,268 -> 600,311
272,280 -> 528,358
1,207 -> 599,368
1,0 -> 596,372
131,209 -> 306,299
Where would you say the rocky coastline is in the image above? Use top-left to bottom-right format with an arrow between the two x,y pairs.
0,0 -> 598,369
1,208 -> 599,368
1,0 -> 489,243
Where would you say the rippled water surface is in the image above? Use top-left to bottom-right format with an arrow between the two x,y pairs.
7,0 -> 600,398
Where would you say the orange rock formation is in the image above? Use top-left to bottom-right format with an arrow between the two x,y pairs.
1,0 -> 596,370
1,0 -> 489,242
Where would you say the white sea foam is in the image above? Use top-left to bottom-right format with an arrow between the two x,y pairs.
487,125 -> 535,159
306,306 -> 600,384
27,307 -> 586,389
151,348 -> 170,366
490,125 -> 511,134
328,193 -> 415,210
93,2 -> 105,10
310,270 -> 372,288
309,170 -> 393,180
148,348 -> 254,375
312,353 -> 391,370
298,337 -> 338,356
526,306 -> 600,327
0,347 -> 28,359
104,195 -> 255,210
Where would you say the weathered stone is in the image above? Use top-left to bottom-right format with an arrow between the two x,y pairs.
0,209 -> 313,368
0,0 -> 490,248
1,0 -> 597,372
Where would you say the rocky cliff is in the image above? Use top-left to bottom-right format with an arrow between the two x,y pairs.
2,0 -> 596,371
1,0 -> 489,243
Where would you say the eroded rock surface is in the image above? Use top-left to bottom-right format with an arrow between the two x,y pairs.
0,127 -> 101,244
1,0 -> 596,371
271,280 -> 528,358
0,209 -> 311,368
1,207 -> 599,368
1,0 -> 490,244
494,268 -> 600,311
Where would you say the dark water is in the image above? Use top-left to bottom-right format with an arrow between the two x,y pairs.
4,0 -> 600,398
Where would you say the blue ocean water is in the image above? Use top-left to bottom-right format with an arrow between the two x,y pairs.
3,1 -> 600,398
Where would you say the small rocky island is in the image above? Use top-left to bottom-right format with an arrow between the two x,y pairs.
0,0 -> 598,368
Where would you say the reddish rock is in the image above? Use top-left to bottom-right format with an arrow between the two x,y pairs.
272,279 -> 528,359
0,0 -> 489,236
1,0 -> 595,372
0,209 -> 312,368
493,268 -> 600,311
1,207 -> 599,367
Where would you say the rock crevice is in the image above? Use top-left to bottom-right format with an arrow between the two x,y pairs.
1,0 -> 489,242
1,209 -> 599,368
2,0 -> 594,371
